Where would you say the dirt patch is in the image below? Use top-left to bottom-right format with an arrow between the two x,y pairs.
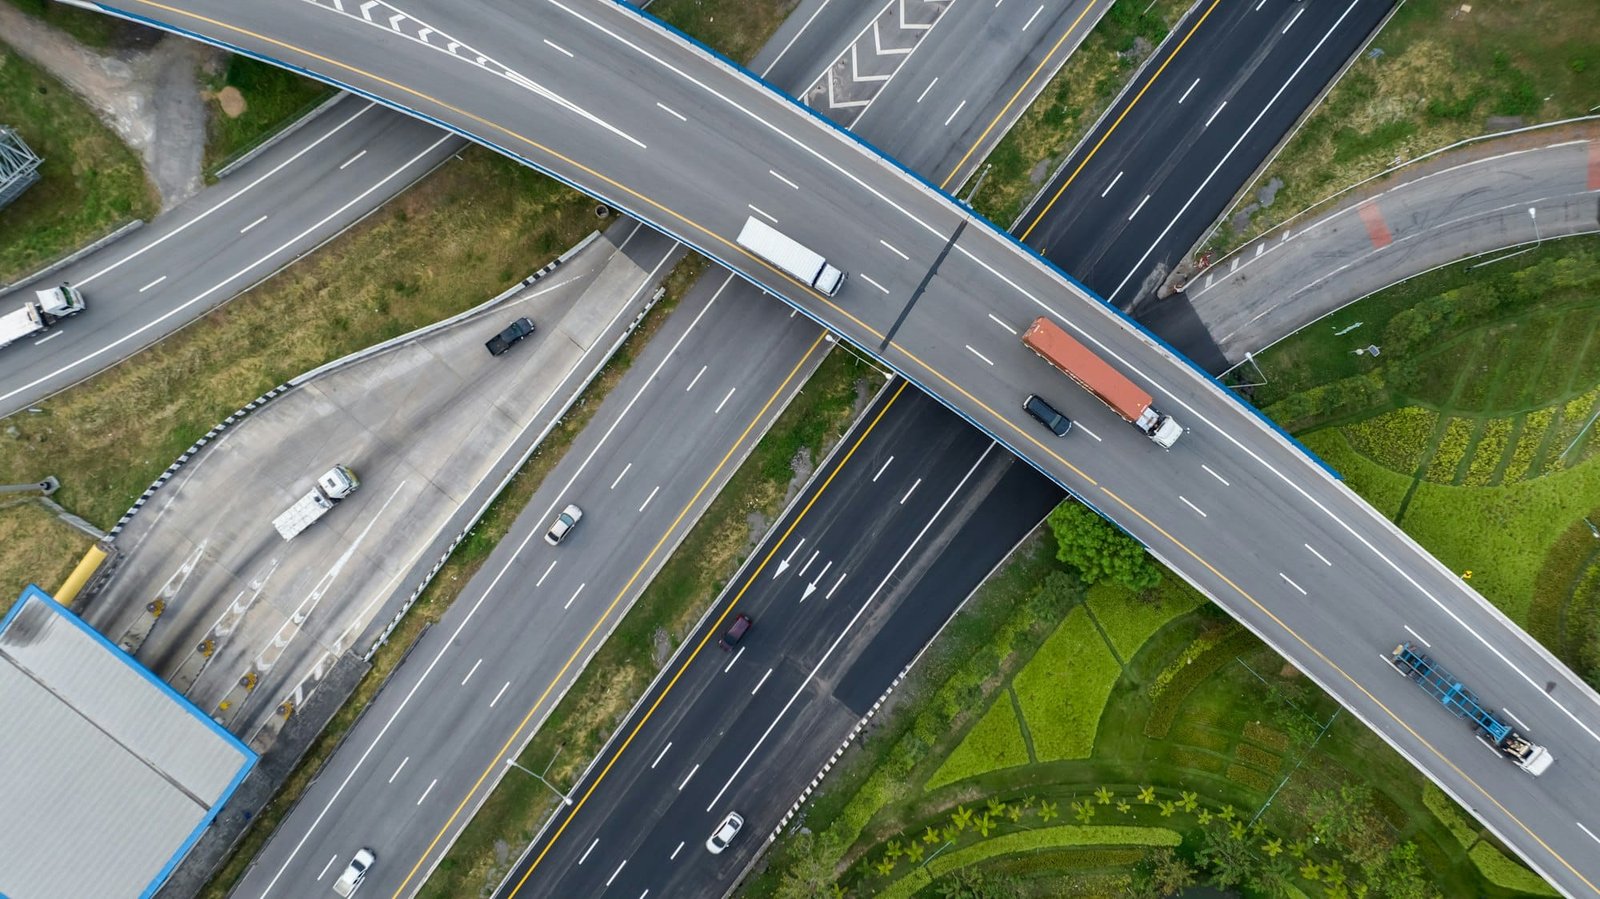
213,85 -> 246,118
650,627 -> 672,667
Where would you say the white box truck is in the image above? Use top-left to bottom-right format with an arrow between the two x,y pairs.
0,284 -> 87,348
273,464 -> 360,540
735,216 -> 845,296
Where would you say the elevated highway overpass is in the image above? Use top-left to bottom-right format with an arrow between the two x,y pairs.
82,0 -> 1600,893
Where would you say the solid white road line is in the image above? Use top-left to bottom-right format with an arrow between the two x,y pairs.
1178,77 -> 1200,104
770,169 -> 800,190
873,456 -> 894,481
1279,573 -> 1307,596
138,276 -> 167,293
967,345 -> 995,366
652,742 -> 672,769
388,757 -> 408,783
461,658 -> 482,686
543,38 -> 574,57
611,462 -> 633,489
1023,4 -> 1044,30
318,855 -> 338,881
678,765 -> 698,790
1305,544 -> 1332,566
655,101 -> 686,121
1202,463 -> 1230,486
943,99 -> 967,127
860,273 -> 890,293
579,839 -> 598,864
490,681 -> 510,708
240,214 -> 268,234
1128,194 -> 1150,220
1179,496 -> 1207,518
987,313 -> 1017,334
753,668 -> 774,694
715,387 -> 736,414
1100,170 -> 1124,198
724,645 -> 746,672
1404,625 -> 1431,648
880,239 -> 909,260
606,861 -> 626,887
705,445 -> 995,812
901,478 -> 922,505
686,365 -> 706,391
565,583 -> 586,610
747,203 -> 776,222
1282,5 -> 1304,32
537,559 -> 558,586
639,485 -> 660,512
1204,101 -> 1227,128
417,778 -> 437,805
338,149 -> 367,170
669,841 -> 685,860
916,77 -> 939,103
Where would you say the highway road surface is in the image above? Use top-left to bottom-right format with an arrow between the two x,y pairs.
0,93 -> 459,418
103,0 -> 1600,893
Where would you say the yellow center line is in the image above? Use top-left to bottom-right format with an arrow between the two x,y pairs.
938,0 -> 1107,191
386,330 -> 831,897
133,3 -> 1598,891
1018,0 -> 1224,242
510,380 -> 910,891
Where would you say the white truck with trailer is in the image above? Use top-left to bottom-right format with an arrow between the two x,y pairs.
0,284 -> 86,348
735,216 -> 845,296
273,464 -> 360,541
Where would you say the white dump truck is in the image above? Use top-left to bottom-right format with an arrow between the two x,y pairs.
273,465 -> 360,540
735,216 -> 845,296
0,284 -> 87,348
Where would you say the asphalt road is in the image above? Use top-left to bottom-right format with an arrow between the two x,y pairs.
0,94 -> 460,418
506,384 -> 1058,899
1190,134 -> 1600,359
110,0 -> 1600,893
1014,0 -> 1393,365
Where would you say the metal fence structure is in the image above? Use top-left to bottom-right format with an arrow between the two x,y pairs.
0,126 -> 42,211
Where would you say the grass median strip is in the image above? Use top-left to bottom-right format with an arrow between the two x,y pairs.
0,43 -> 157,283
418,346 -> 884,898
203,55 -> 336,175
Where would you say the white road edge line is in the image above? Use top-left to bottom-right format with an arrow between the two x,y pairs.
705,444 -> 996,811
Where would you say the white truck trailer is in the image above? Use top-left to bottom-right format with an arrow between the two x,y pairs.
735,217 -> 845,296
0,284 -> 87,348
273,465 -> 360,540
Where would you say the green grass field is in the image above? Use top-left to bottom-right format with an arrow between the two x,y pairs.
203,56 -> 335,173
0,46 -> 157,283
1227,0 -> 1600,245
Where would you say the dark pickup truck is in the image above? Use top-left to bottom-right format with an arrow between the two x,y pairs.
485,316 -> 535,356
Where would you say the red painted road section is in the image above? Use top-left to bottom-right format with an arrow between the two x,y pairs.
1588,138 -> 1600,190
1357,199 -> 1393,249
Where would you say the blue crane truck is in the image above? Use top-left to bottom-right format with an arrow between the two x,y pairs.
1389,641 -> 1553,776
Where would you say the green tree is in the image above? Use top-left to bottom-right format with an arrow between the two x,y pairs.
934,866 -> 1024,899
1381,842 -> 1440,899
1249,855 -> 1296,898
1306,785 -> 1394,873
774,831 -> 838,899
1198,822 -> 1257,888
1139,846 -> 1197,895
1047,501 -> 1161,589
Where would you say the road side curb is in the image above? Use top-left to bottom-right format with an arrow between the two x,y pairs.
213,90 -> 350,179
107,233 -> 598,540
0,220 -> 143,299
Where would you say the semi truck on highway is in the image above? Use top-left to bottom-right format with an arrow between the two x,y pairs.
735,216 -> 845,296
1021,317 -> 1183,448
1389,641 -> 1554,776
0,284 -> 86,348
273,464 -> 360,541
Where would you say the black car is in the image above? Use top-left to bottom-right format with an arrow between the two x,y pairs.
718,613 -> 752,650
485,316 -> 536,356
1023,394 -> 1073,437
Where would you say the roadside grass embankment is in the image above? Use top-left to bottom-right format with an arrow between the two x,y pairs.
418,345 -> 884,898
203,55 -> 336,175
1219,0 -> 1600,249
0,146 -> 596,532
646,0 -> 796,67
2,0 -> 129,49
0,44 -> 157,283
0,499 -> 94,615
960,0 -> 1190,231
